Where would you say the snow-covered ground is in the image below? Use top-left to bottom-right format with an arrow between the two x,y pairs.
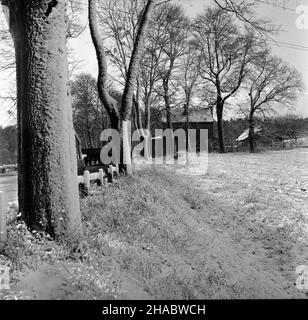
177,148 -> 308,298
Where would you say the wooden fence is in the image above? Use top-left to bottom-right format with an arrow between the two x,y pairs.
0,164 -> 18,173
0,165 -> 120,249
77,165 -> 120,187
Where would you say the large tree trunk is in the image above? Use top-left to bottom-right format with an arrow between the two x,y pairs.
120,0 -> 155,175
6,0 -> 82,240
89,0 -> 155,174
216,97 -> 225,153
248,111 -> 256,153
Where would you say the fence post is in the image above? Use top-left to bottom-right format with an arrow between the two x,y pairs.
0,191 -> 7,250
98,169 -> 105,185
83,170 -> 90,189
108,165 -> 114,183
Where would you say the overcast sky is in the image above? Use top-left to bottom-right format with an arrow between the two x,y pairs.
0,0 -> 307,126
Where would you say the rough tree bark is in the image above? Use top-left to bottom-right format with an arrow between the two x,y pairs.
2,0 -> 82,240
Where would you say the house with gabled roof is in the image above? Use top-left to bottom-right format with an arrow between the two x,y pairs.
161,106 -> 214,152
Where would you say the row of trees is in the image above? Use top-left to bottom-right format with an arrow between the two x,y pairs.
2,1 -> 304,158
0,0 -> 304,241
0,0 -> 159,240
75,0 -> 304,154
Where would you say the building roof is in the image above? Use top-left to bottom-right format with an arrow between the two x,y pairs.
236,126 -> 262,142
162,107 -> 213,123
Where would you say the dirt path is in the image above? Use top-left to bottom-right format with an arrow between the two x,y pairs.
178,149 -> 308,298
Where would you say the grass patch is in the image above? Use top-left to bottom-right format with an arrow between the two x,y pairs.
1,157 -> 304,299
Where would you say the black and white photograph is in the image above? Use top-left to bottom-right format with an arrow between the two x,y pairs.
0,0 -> 307,308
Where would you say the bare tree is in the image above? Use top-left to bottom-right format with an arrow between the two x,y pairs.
0,1 -> 85,121
154,3 -> 189,129
97,0 -> 145,84
177,40 -> 201,131
96,0 -> 151,144
94,1 -> 188,135
213,0 -> 277,34
66,0 -> 87,39
242,52 -> 304,152
89,0 -> 156,174
71,73 -> 109,149
193,7 -> 261,153
137,9 -> 169,133
96,0 -> 164,133
1,0 -> 82,240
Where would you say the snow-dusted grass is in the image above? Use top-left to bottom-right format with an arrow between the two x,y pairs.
178,148 -> 308,298
1,149 -> 307,299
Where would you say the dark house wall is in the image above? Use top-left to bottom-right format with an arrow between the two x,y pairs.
171,122 -> 213,139
160,121 -> 213,153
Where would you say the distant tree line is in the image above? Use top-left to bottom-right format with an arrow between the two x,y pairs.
215,115 -> 308,151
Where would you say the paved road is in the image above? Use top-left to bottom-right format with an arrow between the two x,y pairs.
0,175 -> 18,202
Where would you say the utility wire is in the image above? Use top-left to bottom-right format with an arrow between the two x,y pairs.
274,40 -> 308,49
71,0 -> 308,52
268,41 -> 308,51
255,0 -> 297,12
